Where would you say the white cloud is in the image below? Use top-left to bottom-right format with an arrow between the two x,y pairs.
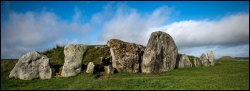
1,2 -> 248,59
1,8 -> 91,59
149,13 -> 249,58
158,13 -> 249,48
96,3 -> 249,58
97,3 -> 173,45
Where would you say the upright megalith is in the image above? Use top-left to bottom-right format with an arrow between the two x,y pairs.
107,39 -> 142,73
61,44 -> 88,77
86,62 -> 95,74
104,65 -> 114,74
9,51 -> 54,80
207,50 -> 215,66
175,54 -> 192,68
194,57 -> 201,67
200,53 -> 209,66
142,31 -> 178,73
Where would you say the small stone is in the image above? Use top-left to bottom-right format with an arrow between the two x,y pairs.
86,62 -> 95,74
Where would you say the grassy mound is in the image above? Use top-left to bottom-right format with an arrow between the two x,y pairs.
82,45 -> 110,64
217,56 -> 237,61
40,45 -> 110,65
40,45 -> 65,66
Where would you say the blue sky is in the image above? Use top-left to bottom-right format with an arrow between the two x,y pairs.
1,1 -> 249,59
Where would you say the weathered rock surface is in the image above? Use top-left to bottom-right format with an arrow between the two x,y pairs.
95,45 -> 110,52
137,44 -> 146,52
142,31 -> 178,73
207,50 -> 215,66
200,53 -> 210,66
9,51 -> 54,80
104,65 -> 114,74
194,57 -> 201,67
175,54 -> 192,68
61,44 -> 88,77
86,62 -> 95,74
107,39 -> 143,73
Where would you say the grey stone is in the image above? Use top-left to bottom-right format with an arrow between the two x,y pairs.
141,31 -> 178,73
104,65 -> 114,74
86,62 -> 95,74
9,51 -> 54,80
194,57 -> 201,67
107,39 -> 142,73
200,53 -> 209,66
207,50 -> 215,66
175,54 -> 192,68
61,44 -> 88,77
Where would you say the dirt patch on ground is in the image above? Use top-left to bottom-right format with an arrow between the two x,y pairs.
95,72 -> 111,80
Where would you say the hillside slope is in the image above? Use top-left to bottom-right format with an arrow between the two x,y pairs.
217,56 -> 237,61
40,45 -> 110,65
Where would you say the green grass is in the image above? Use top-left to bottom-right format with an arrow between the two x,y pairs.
82,45 -> 110,64
1,60 -> 249,90
40,45 -> 65,66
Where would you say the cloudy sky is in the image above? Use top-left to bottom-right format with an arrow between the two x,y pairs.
1,1 -> 249,59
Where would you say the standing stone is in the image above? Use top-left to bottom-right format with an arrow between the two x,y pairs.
200,53 -> 209,66
9,51 -> 54,80
100,57 -> 103,63
175,54 -> 192,68
104,65 -> 114,74
207,50 -> 215,66
194,57 -> 201,67
142,31 -> 178,73
107,39 -> 142,73
61,44 -> 88,77
86,62 -> 95,74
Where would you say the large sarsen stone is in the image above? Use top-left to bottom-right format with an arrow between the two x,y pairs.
194,57 -> 201,67
200,53 -> 209,66
9,51 -> 54,80
61,44 -> 88,77
142,31 -> 178,73
107,39 -> 142,73
207,50 -> 215,66
175,54 -> 192,68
